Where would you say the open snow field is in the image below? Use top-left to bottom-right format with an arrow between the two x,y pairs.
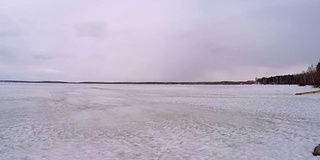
0,84 -> 319,160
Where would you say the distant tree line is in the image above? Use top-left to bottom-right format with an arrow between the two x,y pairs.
256,61 -> 320,87
0,80 -> 256,85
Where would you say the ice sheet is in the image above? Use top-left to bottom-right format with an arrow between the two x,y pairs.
0,84 -> 319,160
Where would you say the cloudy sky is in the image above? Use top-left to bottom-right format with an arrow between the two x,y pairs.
0,0 -> 319,82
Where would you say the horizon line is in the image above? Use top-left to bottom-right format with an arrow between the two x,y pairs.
0,79 -> 256,85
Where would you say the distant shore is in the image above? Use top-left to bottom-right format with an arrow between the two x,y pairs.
0,80 -> 256,85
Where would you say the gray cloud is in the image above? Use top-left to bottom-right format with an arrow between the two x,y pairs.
75,21 -> 107,39
0,12 -> 21,37
32,54 -> 53,60
0,49 -> 11,57
0,0 -> 319,81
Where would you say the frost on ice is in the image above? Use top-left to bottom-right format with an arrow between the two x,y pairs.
0,84 -> 319,160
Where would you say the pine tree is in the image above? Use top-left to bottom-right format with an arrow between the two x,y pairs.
316,62 -> 320,87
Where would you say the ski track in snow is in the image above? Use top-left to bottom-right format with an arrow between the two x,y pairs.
0,84 -> 319,160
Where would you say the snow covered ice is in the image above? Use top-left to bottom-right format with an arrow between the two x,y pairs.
0,84 -> 319,160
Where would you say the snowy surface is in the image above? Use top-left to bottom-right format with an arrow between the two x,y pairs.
0,84 -> 319,160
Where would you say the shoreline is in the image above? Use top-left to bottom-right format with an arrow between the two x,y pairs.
0,80 -> 255,85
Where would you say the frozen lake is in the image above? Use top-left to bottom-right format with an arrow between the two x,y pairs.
0,84 -> 319,160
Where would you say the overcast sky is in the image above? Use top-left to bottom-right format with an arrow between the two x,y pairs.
0,0 -> 319,81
